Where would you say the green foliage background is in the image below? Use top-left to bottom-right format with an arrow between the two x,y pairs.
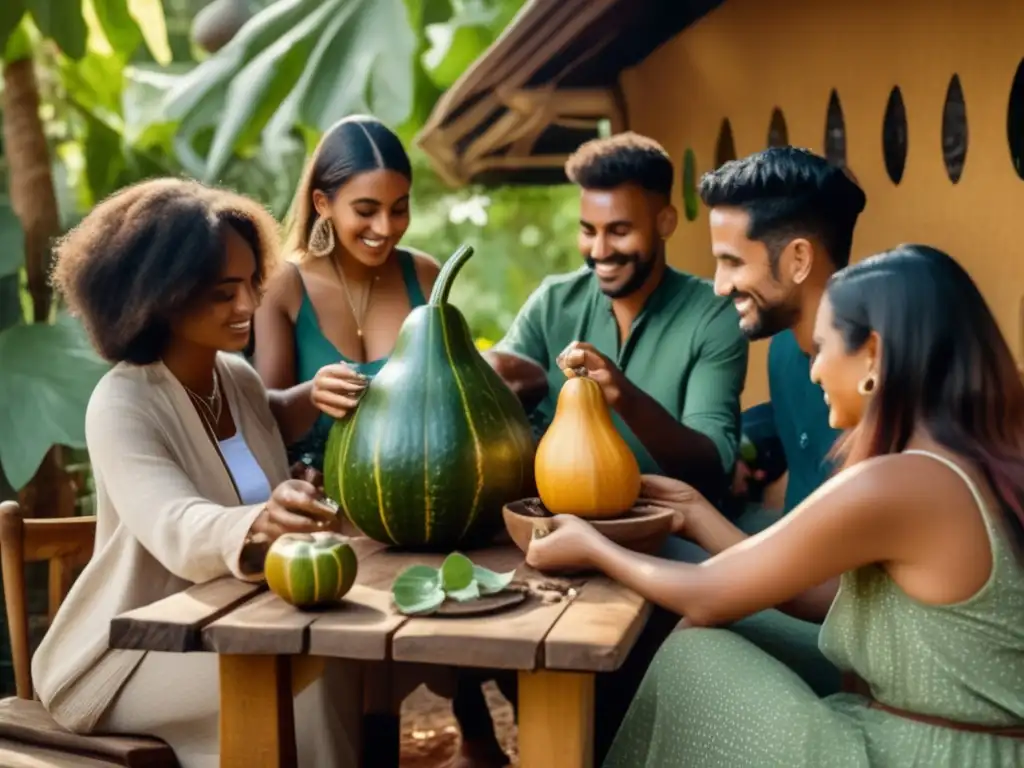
0,0 -> 582,491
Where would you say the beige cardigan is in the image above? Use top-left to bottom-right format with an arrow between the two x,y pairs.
32,352 -> 290,733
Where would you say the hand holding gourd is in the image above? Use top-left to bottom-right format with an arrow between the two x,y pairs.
556,341 -> 634,408
250,479 -> 341,540
525,514 -> 606,573
311,362 -> 368,419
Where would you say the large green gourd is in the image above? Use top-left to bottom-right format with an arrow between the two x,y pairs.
323,245 -> 534,549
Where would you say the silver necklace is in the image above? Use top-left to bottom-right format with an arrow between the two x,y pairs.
184,368 -> 223,427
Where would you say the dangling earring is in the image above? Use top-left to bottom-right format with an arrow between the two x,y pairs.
308,215 -> 336,258
857,372 -> 877,396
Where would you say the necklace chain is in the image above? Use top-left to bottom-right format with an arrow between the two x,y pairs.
330,257 -> 376,339
183,368 -> 223,427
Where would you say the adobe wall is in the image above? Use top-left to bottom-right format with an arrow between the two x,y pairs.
621,0 -> 1024,406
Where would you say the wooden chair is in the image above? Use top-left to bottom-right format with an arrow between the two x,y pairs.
0,500 -> 178,767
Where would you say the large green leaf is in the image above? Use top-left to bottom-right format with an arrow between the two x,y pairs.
0,1 -> 25,56
92,0 -> 143,56
160,0 -> 419,182
0,204 -> 24,279
0,315 -> 109,489
24,0 -> 87,60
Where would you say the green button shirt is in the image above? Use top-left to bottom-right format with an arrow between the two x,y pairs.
495,265 -> 749,476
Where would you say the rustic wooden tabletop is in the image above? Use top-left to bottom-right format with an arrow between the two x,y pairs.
109,537 -> 651,768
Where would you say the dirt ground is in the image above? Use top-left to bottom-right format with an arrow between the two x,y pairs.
400,682 -> 518,767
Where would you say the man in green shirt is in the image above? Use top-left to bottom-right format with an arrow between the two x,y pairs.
450,132 -> 748,768
488,131 -> 748,497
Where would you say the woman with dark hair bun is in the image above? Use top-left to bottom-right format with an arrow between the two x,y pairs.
253,113 -> 440,475
527,244 -> 1024,766
32,178 -> 362,767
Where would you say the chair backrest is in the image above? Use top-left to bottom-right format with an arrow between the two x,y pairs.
0,501 -> 96,699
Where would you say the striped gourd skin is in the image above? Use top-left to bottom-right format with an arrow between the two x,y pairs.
264,532 -> 358,609
326,303 -> 534,549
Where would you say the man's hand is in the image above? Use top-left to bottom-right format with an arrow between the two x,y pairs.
731,460 -> 766,500
556,341 -> 635,408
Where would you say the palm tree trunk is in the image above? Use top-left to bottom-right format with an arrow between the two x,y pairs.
2,56 -> 58,322
2,54 -> 72,517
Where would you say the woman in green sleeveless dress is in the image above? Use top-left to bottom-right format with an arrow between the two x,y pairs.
252,115 -> 438,473
527,245 -> 1024,766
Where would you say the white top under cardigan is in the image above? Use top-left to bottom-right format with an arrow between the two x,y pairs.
32,352 -> 289,733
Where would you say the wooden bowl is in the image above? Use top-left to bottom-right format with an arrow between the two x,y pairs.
502,498 -> 676,555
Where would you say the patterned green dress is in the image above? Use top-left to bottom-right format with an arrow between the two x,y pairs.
603,450 -> 1024,767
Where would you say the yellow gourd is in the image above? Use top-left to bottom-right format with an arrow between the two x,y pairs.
534,372 -> 641,518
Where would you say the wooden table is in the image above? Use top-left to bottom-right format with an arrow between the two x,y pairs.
108,538 -> 650,768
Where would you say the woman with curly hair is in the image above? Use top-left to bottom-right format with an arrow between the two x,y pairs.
529,244 -> 1024,767
32,178 -> 362,767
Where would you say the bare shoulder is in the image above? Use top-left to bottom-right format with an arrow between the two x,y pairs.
262,257 -> 304,316
805,451 -> 977,529
403,246 -> 441,295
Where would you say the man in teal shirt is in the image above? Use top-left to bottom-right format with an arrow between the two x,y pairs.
489,131 -> 748,497
449,132 -> 747,768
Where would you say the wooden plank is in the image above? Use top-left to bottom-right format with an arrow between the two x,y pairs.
543,578 -> 651,673
219,655 -> 295,768
390,547 -> 577,669
305,540 -> 425,659
109,577 -> 265,653
306,583 -> 407,660
0,738 -> 121,767
0,698 -> 177,768
517,670 -> 595,768
203,591 -> 318,655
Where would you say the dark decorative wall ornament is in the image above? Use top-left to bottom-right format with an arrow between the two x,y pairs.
942,74 -> 968,184
682,148 -> 699,222
768,107 -> 788,148
882,85 -> 908,185
1008,58 -> 1024,180
824,89 -> 847,168
715,118 -> 737,167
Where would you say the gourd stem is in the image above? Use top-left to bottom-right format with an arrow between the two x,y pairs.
429,244 -> 475,306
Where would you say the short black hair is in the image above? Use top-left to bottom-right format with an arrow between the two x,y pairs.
51,178 -> 281,365
565,131 -> 673,198
699,146 -> 867,269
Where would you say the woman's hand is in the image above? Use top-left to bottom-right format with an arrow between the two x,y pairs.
637,474 -> 716,537
250,479 -> 341,540
311,363 -> 368,419
525,514 -> 607,573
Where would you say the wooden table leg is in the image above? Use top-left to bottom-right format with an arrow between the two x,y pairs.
219,655 -> 296,768
517,669 -> 595,768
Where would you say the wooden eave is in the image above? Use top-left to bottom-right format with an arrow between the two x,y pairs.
415,0 -> 725,187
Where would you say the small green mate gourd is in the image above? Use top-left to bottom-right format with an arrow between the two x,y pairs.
264,531 -> 358,609
323,245 -> 535,549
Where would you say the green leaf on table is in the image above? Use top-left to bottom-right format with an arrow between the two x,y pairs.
446,580 -> 480,603
392,564 -> 445,615
0,204 -> 24,279
473,565 -> 515,596
440,552 -> 474,591
0,315 -> 109,489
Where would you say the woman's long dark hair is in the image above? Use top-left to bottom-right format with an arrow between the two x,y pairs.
283,114 -> 411,259
828,244 -> 1024,555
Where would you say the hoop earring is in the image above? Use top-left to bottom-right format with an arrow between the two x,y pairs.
857,373 -> 877,396
308,215 -> 336,258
